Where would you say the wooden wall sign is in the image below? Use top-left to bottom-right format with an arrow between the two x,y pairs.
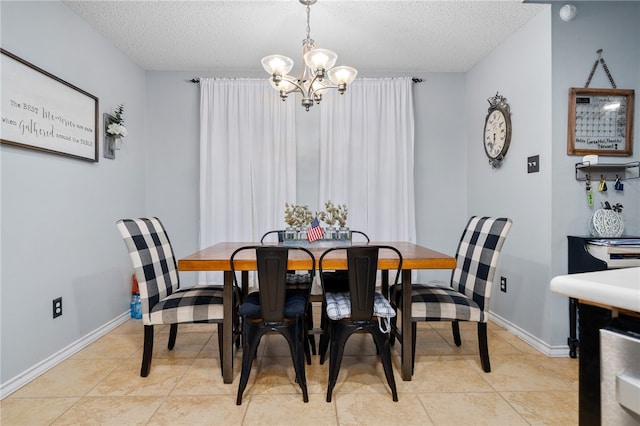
1,49 -> 99,162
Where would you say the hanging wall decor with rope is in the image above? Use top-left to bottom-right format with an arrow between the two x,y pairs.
567,49 -> 635,156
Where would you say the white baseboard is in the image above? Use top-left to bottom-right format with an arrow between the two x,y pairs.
0,312 -> 131,399
490,311 -> 570,357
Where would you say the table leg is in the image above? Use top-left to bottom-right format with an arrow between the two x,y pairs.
381,270 -> 389,298
223,270 -> 234,384
401,269 -> 413,381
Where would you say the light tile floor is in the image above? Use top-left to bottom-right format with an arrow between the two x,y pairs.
1,316 -> 578,425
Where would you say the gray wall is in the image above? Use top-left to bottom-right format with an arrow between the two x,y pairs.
2,0 -> 639,391
549,1 -> 640,346
1,1 -> 147,384
145,72 -> 202,277
466,8 -> 554,345
465,2 -> 640,348
413,73 -> 468,283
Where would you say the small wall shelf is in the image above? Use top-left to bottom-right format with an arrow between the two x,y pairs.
575,161 -> 640,181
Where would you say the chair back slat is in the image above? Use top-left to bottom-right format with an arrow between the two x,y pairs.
116,217 -> 179,318
452,216 -> 512,311
256,247 -> 289,323
348,247 -> 379,321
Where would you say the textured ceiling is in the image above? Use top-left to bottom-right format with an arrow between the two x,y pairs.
63,0 -> 546,73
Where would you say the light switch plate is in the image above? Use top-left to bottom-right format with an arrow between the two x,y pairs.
528,155 -> 539,173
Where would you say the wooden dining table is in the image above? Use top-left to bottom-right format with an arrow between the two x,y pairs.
178,241 -> 456,384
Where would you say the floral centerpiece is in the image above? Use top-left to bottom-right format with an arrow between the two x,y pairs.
106,104 -> 128,140
319,200 -> 348,228
318,201 -> 348,239
284,203 -> 313,228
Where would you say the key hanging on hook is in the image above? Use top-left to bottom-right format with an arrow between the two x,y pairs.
614,176 -> 624,191
598,176 -> 607,192
586,178 -> 594,207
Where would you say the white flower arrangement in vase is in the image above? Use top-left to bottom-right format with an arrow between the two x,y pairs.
106,104 -> 128,148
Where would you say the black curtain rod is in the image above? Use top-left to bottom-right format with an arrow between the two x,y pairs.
189,77 -> 423,83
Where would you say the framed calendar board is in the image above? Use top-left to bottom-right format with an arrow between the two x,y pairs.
567,88 -> 634,156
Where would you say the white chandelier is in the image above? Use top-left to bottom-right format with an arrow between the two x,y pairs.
261,0 -> 357,111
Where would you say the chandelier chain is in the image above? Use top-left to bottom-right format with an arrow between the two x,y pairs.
305,3 -> 312,43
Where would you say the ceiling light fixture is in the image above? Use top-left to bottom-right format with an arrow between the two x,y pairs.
261,0 -> 357,111
559,4 -> 577,22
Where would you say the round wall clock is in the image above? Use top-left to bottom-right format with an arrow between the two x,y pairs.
483,92 -> 512,168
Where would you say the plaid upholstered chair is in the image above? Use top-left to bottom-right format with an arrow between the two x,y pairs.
391,216 -> 512,373
117,217 -> 239,377
319,245 -> 402,402
231,245 -> 315,405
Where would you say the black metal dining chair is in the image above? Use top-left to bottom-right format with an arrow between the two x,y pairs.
350,229 -> 370,242
259,229 -> 285,243
319,245 -> 402,402
231,245 -> 315,405
316,230 -> 371,358
260,229 -> 317,356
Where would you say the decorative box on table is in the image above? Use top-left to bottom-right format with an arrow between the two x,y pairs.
283,228 -> 352,248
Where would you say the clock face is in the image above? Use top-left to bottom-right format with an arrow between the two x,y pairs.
484,109 -> 508,158
483,93 -> 511,168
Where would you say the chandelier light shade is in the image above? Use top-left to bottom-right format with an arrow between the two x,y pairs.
261,55 -> 295,76
303,48 -> 337,72
261,0 -> 358,111
328,66 -> 358,86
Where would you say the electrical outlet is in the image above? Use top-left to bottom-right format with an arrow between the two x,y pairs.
53,297 -> 62,318
500,277 -> 507,293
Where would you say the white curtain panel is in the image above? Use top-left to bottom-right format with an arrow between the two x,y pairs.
318,77 -> 416,242
199,78 -> 296,284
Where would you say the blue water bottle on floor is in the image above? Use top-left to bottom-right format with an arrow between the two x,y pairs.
131,274 -> 142,319
130,293 -> 142,319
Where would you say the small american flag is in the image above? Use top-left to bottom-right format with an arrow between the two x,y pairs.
307,217 -> 324,242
